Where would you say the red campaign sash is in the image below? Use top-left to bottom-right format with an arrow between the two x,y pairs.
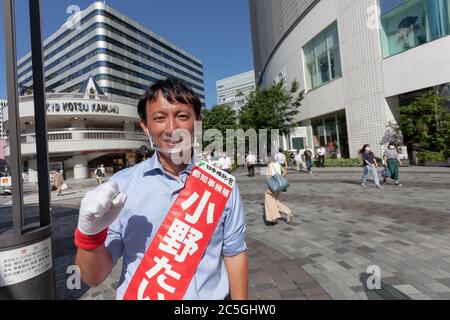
123,161 -> 235,300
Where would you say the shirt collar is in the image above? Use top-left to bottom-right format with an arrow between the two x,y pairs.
143,153 -> 196,178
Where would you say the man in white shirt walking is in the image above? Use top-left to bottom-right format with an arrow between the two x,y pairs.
245,153 -> 257,177
218,152 -> 232,174
317,146 -> 326,168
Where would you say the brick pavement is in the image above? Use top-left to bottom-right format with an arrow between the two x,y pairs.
2,166 -> 450,300
240,167 -> 450,300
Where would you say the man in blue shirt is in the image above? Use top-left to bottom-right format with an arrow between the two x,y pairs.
75,79 -> 248,300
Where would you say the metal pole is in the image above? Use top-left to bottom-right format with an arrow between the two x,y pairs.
29,0 -> 51,227
2,0 -> 24,236
0,0 -> 55,300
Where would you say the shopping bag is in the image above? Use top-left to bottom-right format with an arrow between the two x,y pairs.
266,173 -> 290,193
381,167 -> 391,178
61,183 -> 68,190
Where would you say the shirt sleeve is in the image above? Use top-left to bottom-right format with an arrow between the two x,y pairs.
105,217 -> 124,266
222,183 -> 247,257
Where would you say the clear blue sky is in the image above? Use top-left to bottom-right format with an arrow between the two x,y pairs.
0,0 -> 254,108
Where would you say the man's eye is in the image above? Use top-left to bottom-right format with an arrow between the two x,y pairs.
178,114 -> 190,120
153,117 -> 165,121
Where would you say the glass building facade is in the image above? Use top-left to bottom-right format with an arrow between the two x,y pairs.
16,5 -> 205,104
380,0 -> 450,58
303,22 -> 342,91
309,110 -> 349,158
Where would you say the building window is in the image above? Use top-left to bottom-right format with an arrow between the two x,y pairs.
311,110 -> 349,158
292,137 -> 305,150
380,0 -> 450,58
303,22 -> 342,91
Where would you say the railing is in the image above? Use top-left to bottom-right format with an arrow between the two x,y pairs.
18,93 -> 139,106
5,129 -> 147,146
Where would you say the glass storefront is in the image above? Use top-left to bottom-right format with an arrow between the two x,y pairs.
380,0 -> 450,58
303,22 -> 342,91
310,110 -> 349,158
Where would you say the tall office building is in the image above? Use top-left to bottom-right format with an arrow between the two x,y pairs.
16,1 -> 205,103
249,0 -> 450,158
0,100 -> 6,140
3,1 -> 205,181
216,71 -> 255,111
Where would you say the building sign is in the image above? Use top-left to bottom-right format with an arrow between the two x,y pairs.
0,176 -> 11,187
47,101 -> 119,114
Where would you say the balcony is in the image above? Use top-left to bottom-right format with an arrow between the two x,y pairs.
4,129 -> 148,157
17,92 -> 138,106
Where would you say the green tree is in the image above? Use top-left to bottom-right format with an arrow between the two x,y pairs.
201,104 -> 238,150
239,80 -> 303,156
399,90 -> 450,157
239,79 -> 303,135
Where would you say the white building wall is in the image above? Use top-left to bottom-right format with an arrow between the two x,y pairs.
382,36 -> 450,98
216,71 -> 256,111
251,0 -> 450,158
337,0 -> 388,158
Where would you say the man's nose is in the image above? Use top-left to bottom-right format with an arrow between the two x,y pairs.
164,116 -> 181,137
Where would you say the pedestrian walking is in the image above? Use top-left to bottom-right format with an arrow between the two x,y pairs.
275,148 -> 287,169
289,152 -> 296,169
294,150 -> 303,172
264,156 -> 293,225
383,142 -> 403,186
360,144 -> 383,189
95,166 -> 104,185
218,152 -> 232,174
53,169 -> 64,196
245,152 -> 256,177
304,147 -> 314,174
317,146 -> 326,167
100,164 -> 106,179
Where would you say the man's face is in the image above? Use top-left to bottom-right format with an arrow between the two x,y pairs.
140,92 -> 198,153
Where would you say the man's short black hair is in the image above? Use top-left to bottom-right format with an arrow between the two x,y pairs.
137,78 -> 202,123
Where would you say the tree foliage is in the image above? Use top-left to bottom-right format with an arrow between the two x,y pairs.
201,104 -> 238,149
399,90 -> 450,156
239,79 -> 304,135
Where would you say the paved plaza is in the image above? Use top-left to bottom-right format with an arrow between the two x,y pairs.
1,166 -> 450,300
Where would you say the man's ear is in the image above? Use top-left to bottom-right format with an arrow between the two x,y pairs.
139,120 -> 149,135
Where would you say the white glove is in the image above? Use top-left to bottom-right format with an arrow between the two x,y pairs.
78,179 -> 127,236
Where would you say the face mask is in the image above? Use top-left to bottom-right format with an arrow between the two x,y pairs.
365,148 -> 371,152
389,146 -> 395,150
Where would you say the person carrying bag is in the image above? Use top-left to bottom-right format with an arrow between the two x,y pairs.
266,162 -> 290,193
264,157 -> 293,225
